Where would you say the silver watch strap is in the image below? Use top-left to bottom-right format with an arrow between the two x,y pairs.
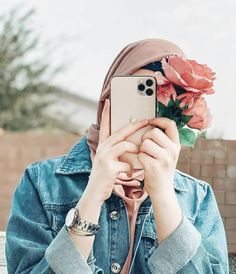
76,216 -> 100,233
67,226 -> 95,236
69,207 -> 100,236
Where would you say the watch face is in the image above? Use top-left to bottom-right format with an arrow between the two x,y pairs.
65,208 -> 76,227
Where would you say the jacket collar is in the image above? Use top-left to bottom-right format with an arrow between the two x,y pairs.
56,135 -> 92,175
56,135 -> 188,192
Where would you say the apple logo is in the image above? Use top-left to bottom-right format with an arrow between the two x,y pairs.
129,115 -> 137,124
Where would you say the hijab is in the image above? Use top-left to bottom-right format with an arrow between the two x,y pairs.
86,38 -> 185,190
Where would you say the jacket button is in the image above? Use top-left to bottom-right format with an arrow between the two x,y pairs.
111,262 -> 121,273
110,210 -> 120,220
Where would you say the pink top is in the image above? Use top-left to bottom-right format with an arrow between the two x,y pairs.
112,170 -> 148,273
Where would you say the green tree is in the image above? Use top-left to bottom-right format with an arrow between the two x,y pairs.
0,7 -> 67,131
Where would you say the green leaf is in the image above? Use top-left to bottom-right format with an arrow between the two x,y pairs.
172,116 -> 180,124
175,99 -> 181,107
181,114 -> 193,124
167,99 -> 175,107
157,102 -> 167,117
178,127 -> 197,147
174,85 -> 186,96
178,121 -> 186,129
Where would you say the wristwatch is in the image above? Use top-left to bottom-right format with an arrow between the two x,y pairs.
65,207 -> 100,236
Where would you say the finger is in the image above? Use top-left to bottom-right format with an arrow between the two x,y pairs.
118,160 -> 134,178
99,99 -> 110,144
139,138 -> 166,159
141,127 -> 173,149
116,161 -> 133,176
148,117 -> 180,144
108,119 -> 148,146
138,151 -> 156,167
111,141 -> 139,158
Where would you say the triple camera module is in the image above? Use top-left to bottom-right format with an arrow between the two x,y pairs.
137,78 -> 154,96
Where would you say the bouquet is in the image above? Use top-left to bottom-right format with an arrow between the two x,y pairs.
154,55 -> 216,147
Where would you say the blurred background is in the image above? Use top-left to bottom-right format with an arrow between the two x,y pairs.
0,0 -> 236,272
0,0 -> 235,138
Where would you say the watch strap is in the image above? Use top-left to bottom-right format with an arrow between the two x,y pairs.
67,207 -> 100,236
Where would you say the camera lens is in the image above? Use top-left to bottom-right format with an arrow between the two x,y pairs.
138,83 -> 145,91
146,88 -> 153,96
146,79 -> 153,87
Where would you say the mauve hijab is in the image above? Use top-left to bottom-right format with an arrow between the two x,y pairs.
86,38 -> 186,192
85,38 -> 186,273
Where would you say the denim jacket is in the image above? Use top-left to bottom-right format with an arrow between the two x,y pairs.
5,135 -> 229,274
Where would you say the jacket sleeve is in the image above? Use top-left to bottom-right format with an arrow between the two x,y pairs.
146,183 -> 229,274
5,164 -> 104,274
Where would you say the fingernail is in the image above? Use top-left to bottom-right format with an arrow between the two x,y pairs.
105,99 -> 109,108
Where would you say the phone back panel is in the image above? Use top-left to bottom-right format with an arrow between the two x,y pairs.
110,75 -> 157,169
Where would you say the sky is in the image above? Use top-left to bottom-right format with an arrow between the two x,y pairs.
1,0 -> 236,139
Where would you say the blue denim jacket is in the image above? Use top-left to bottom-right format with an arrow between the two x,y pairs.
5,135 -> 229,274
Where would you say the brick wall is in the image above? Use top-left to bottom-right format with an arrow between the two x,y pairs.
0,132 -> 80,231
178,138 -> 236,253
0,133 -> 235,253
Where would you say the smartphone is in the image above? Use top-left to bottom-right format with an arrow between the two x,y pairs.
110,75 -> 157,169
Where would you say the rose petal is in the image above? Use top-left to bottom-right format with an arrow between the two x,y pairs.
182,72 -> 214,90
183,97 -> 208,116
177,91 -> 201,109
187,112 -> 212,129
168,55 -> 193,75
161,56 -> 216,95
188,60 -> 216,80
183,86 -> 207,93
162,58 -> 188,86
204,88 -> 215,94
157,83 -> 177,106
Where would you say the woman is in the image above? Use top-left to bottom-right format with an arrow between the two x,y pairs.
5,38 -> 229,274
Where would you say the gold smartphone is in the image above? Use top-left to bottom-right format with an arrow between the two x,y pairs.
110,75 -> 157,169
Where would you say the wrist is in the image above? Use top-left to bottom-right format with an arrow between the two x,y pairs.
150,189 -> 181,215
82,187 -> 104,208
76,192 -> 103,224
85,178 -> 106,204
149,184 -> 176,201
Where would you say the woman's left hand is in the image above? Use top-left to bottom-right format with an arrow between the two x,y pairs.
137,117 -> 181,199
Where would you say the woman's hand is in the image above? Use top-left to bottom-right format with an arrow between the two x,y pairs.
137,117 -> 183,243
138,117 -> 181,199
72,100 -> 147,259
84,99 -> 149,205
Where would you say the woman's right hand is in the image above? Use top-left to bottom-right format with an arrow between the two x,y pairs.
84,99 -> 148,205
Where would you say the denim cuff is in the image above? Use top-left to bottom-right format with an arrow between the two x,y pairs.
45,225 -> 94,274
147,214 -> 201,274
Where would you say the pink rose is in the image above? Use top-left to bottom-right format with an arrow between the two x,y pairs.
157,83 -> 177,106
161,55 -> 216,94
177,91 -> 201,109
182,97 -> 212,129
